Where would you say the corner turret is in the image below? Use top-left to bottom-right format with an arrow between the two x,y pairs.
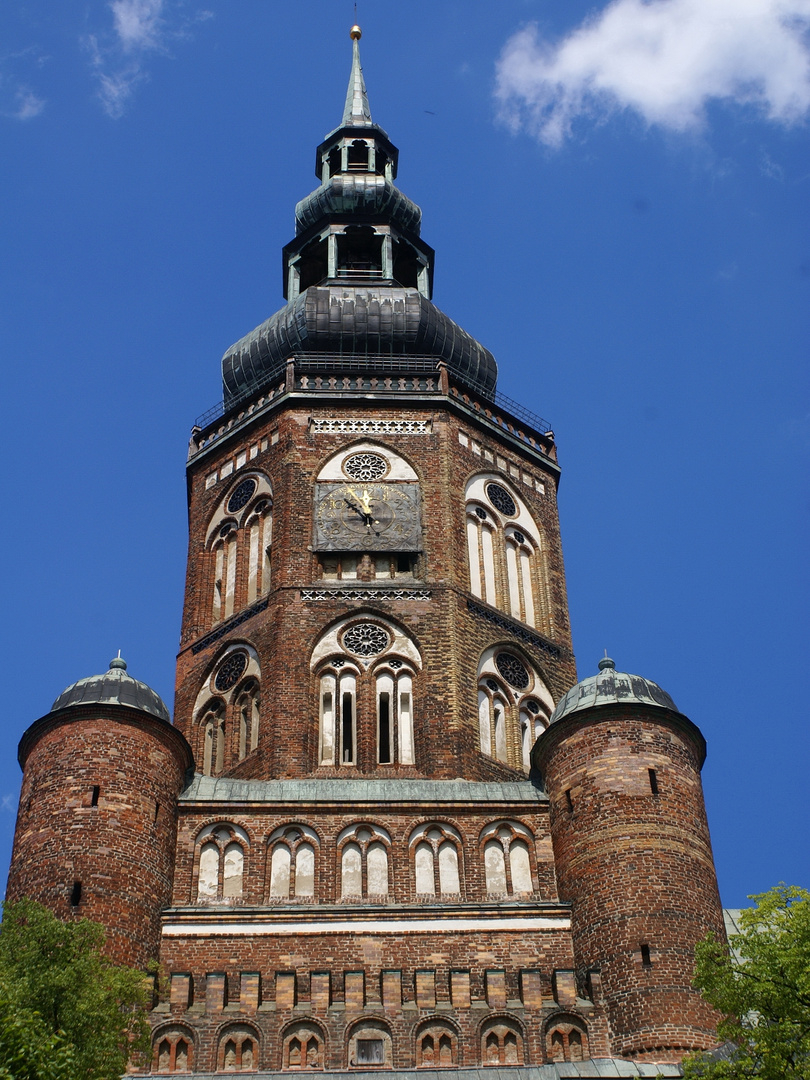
534,658 -> 725,1062
7,657 -> 193,969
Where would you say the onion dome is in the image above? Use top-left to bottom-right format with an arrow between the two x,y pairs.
550,656 -> 678,725
220,26 -> 498,408
51,656 -> 171,723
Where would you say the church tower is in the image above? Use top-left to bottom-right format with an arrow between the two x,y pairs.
6,27 -> 725,1076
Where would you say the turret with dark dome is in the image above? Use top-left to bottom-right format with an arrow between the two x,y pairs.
9,657 -> 192,969
51,655 -> 171,722
220,27 -> 498,408
549,655 -> 678,725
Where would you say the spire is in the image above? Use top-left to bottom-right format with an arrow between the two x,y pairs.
342,25 -> 372,127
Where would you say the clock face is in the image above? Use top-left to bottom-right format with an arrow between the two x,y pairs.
313,482 -> 422,552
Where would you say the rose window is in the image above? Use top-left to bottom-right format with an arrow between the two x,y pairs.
342,623 -> 389,657
215,651 -> 248,691
486,483 -> 517,517
495,653 -> 530,690
227,479 -> 257,513
343,453 -> 389,481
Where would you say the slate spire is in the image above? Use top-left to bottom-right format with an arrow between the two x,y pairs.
342,25 -> 372,127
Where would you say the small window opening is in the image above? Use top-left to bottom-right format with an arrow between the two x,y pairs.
90,785 -> 100,807
565,789 -> 574,812
154,801 -> 160,823
641,943 -> 652,968
648,768 -> 659,795
356,1039 -> 384,1065
397,553 -> 411,574
392,239 -> 420,289
328,146 -> 341,177
342,692 -> 354,764
298,236 -> 328,292
347,139 -> 369,171
378,692 -> 391,764
375,148 -> 389,177
70,881 -> 82,907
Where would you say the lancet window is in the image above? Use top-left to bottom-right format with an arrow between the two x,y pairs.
481,821 -> 535,897
154,1028 -> 194,1072
465,475 -> 550,632
267,825 -> 318,901
476,648 -> 553,773
481,1021 -> 524,1066
546,1018 -> 588,1063
311,616 -> 421,769
283,1023 -> 325,1070
410,823 -> 462,897
204,474 -> 273,628
193,645 -> 261,775
195,823 -> 249,903
416,1024 -> 457,1068
338,825 -> 391,899
219,1026 -> 259,1071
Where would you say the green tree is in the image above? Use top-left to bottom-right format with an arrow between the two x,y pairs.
683,884 -> 810,1079
0,899 -> 151,1080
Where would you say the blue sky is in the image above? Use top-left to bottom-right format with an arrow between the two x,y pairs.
0,1 -> 807,908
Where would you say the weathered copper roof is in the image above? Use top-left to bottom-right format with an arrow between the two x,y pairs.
295,173 -> 422,237
550,657 -> 678,724
221,286 -> 498,404
51,657 -> 170,722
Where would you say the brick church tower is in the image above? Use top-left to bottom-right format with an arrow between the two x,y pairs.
7,27 -> 725,1077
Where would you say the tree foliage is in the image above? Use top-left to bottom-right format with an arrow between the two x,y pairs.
0,899 -> 151,1080
683,884 -> 810,1079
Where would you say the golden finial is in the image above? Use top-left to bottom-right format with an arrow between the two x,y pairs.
350,25 -> 362,40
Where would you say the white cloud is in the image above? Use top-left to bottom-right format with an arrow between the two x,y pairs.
14,88 -> 45,120
495,0 -> 810,146
110,0 -> 165,52
85,2 -> 212,118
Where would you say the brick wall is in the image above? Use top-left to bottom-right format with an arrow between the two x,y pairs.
536,705 -> 725,1061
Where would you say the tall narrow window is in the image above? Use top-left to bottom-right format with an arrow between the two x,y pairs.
465,477 -> 548,632
341,844 -> 362,897
377,674 -> 393,764
366,843 -> 389,896
196,825 -> 248,902
223,843 -> 244,898
270,846 -> 291,898
341,685 -> 355,764
414,842 -> 434,894
477,651 -> 554,773
295,843 -> 315,897
339,826 -> 391,900
482,823 -> 535,896
438,842 -> 460,894
198,842 -> 219,899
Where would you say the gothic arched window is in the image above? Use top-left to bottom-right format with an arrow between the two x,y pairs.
416,1023 -> 457,1068
338,825 -> 391,899
409,823 -> 462,897
194,823 -> 249,903
476,648 -> 554,774
464,476 -> 550,632
480,821 -> 536,897
481,1021 -> 524,1066
236,680 -> 260,760
311,616 -> 422,769
204,474 -> 273,628
153,1028 -> 194,1073
267,825 -> 319,901
283,1022 -> 325,1070
545,1016 -> 589,1063
218,1025 -> 260,1071
192,646 -> 262,776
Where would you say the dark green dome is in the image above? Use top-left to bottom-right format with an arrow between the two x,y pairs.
51,657 -> 170,722
550,657 -> 678,724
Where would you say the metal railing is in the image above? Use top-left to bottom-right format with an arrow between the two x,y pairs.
191,354 -> 553,450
